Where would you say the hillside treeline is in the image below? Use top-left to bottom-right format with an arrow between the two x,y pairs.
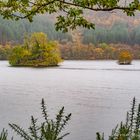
1,42 -> 140,60
83,22 -> 140,45
0,15 -> 72,45
1,16 -> 140,45
60,43 -> 140,60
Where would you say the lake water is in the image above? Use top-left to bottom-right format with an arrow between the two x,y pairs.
0,60 -> 140,140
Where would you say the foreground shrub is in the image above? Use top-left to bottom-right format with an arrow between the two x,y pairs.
9,99 -> 71,140
97,97 -> 140,140
0,129 -> 8,140
1,98 -> 140,140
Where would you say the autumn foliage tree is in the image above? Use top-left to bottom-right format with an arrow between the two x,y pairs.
118,50 -> 133,64
0,44 -> 11,60
9,32 -> 62,67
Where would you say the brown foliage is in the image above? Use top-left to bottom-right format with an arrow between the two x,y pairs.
60,42 -> 140,60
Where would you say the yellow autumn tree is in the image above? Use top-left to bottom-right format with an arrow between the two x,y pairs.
118,50 -> 133,65
9,32 -> 62,67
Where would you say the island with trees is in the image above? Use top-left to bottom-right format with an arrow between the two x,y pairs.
118,50 -> 133,65
9,32 -> 62,67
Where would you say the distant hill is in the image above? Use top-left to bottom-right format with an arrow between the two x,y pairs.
0,11 -> 140,45
0,15 -> 71,45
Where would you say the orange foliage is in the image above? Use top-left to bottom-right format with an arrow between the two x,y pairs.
118,50 -> 133,64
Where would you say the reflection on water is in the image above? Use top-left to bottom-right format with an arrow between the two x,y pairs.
0,60 -> 140,140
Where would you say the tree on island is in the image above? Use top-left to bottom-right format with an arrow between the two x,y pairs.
118,50 -> 133,65
9,32 -> 62,67
0,0 -> 140,32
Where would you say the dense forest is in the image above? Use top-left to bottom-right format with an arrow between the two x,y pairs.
1,15 -> 140,45
1,42 -> 140,60
0,15 -> 72,45
83,22 -> 140,45
1,14 -> 140,60
60,43 -> 140,60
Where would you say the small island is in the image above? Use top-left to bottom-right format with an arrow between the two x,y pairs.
9,32 -> 62,67
118,50 -> 133,65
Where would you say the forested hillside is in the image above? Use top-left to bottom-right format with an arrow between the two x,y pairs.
0,15 -> 72,45
0,13 -> 140,45
83,22 -> 140,45
1,13 -> 140,60
83,12 -> 140,45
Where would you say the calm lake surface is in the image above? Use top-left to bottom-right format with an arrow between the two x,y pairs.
0,60 -> 140,140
